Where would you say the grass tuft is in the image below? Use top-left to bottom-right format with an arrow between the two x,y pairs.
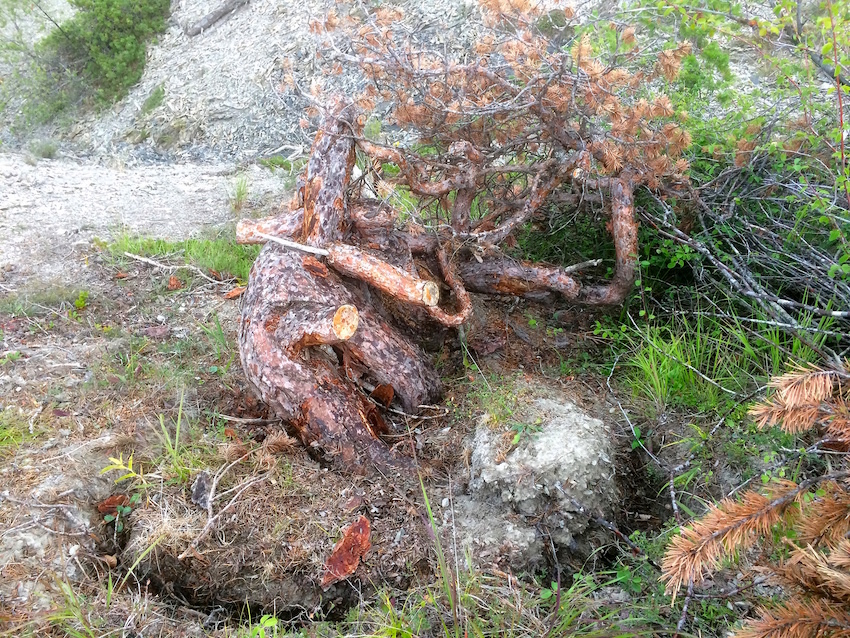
109,234 -> 260,282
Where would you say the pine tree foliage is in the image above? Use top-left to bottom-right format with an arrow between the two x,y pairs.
663,363 -> 850,637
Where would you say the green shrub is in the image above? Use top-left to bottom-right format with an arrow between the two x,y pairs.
42,0 -> 170,103
0,0 -> 170,128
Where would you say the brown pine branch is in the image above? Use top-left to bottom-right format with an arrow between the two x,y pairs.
779,543 -> 850,604
770,364 -> 841,409
797,483 -> 850,546
662,473 -> 850,601
733,598 -> 850,638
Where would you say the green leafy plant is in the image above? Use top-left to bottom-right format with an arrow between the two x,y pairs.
73,290 -> 89,310
100,453 -> 150,488
0,351 -> 21,366
509,417 -> 543,445
102,492 -> 140,533
245,615 -> 279,638
28,139 -> 58,158
140,83 -> 164,117
41,0 -> 170,103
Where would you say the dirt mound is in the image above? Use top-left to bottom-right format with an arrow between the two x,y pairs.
120,385 -> 616,615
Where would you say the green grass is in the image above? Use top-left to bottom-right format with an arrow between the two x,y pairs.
140,84 -> 165,117
0,283 -> 88,317
620,307 -> 827,415
464,373 -> 528,428
230,174 -> 249,212
28,139 -> 58,159
108,234 -> 260,282
0,411 -> 30,458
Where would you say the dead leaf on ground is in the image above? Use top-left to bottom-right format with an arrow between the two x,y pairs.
97,494 -> 130,515
167,275 -> 183,290
114,272 -> 129,280
224,286 -> 246,299
142,325 -> 169,339
320,515 -> 371,588
370,384 -> 395,408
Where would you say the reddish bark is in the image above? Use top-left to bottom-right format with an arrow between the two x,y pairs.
238,107 -> 443,474
321,515 -> 371,588
237,104 -> 643,474
327,243 -> 440,308
457,257 -> 581,300
578,176 -> 639,305
236,209 -> 303,244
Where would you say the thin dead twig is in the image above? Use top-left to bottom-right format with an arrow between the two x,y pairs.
123,252 -> 221,285
177,472 -> 267,561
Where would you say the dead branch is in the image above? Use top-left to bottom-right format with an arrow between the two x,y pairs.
184,0 -> 249,37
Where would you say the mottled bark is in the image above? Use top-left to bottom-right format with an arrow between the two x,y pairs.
238,107 -> 444,474
301,105 -> 356,246
327,243 -> 440,308
457,257 -> 581,300
236,209 -> 303,244
238,104 -> 643,474
578,176 -> 639,305
239,247 -> 439,473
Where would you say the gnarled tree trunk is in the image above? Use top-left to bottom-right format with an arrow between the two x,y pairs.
238,104 -> 640,474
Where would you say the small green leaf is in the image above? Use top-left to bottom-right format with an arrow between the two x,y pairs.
103,514 -> 115,523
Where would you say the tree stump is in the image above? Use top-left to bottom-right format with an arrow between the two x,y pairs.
238,101 -> 642,474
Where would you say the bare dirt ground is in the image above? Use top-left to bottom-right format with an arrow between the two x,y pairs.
0,152 -> 290,286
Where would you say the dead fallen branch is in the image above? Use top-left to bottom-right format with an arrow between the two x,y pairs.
184,0 -> 249,37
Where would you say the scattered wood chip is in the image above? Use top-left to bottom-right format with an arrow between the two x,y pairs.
224,286 -> 246,299
320,515 -> 371,588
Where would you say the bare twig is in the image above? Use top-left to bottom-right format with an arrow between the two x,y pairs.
177,473 -> 266,561
123,252 -> 221,285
